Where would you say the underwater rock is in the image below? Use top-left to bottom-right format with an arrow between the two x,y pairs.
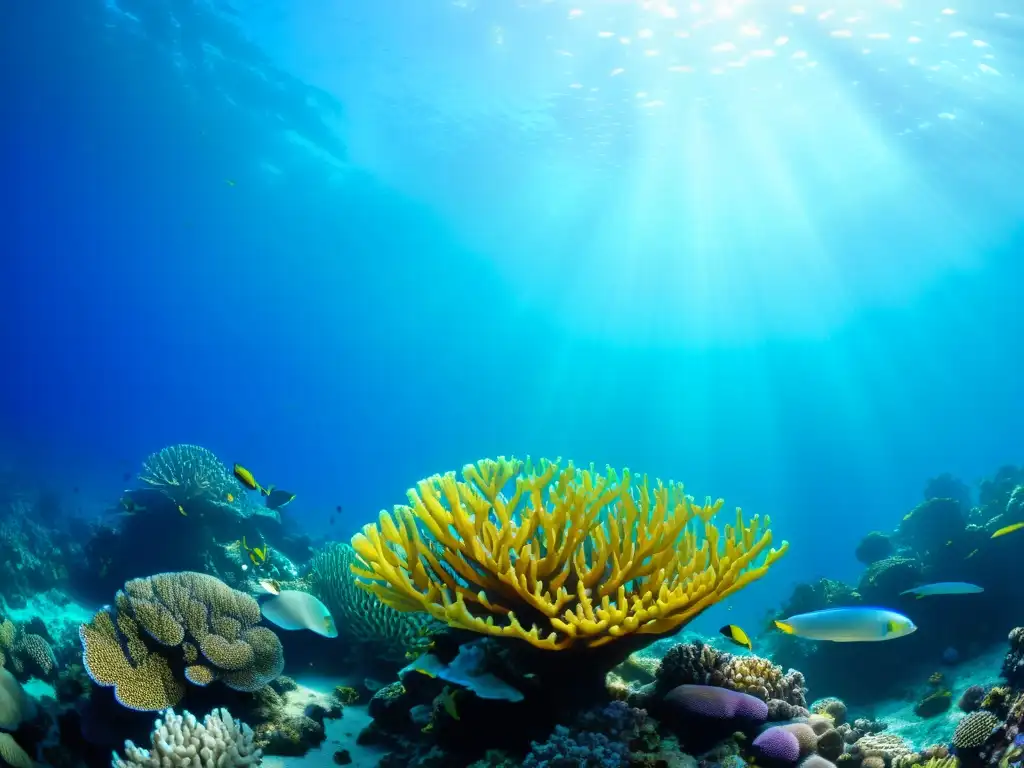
854,532 -> 893,565
857,556 -> 922,601
957,685 -> 986,712
1002,627 -> 1024,688
896,497 -> 965,556
368,681 -> 413,730
811,697 -> 848,726
913,689 -> 953,718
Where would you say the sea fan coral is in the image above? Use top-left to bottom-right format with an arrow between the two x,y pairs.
307,543 -> 434,662
351,457 -> 787,650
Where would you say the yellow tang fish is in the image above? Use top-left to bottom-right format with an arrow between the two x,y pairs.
233,464 -> 263,493
991,522 -> 1024,539
719,624 -> 753,651
249,545 -> 268,566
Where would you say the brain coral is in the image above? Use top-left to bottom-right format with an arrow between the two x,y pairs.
307,543 -> 435,663
80,572 -> 284,711
351,457 -> 787,651
664,684 -> 769,722
854,733 -> 912,762
753,726 -> 801,763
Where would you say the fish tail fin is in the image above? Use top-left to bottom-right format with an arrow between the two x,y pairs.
774,620 -> 794,635
260,484 -> 272,497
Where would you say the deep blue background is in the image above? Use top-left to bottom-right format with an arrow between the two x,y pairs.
2,0 -> 1022,632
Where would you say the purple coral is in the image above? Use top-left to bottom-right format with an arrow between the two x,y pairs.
753,727 -> 801,763
665,685 -> 769,723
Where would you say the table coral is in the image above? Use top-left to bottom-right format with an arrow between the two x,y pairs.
79,571 -> 284,711
351,457 -> 787,651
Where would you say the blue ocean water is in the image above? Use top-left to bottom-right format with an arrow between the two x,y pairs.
1,0 -> 1024,677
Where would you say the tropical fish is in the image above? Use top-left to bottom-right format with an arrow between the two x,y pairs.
992,522 -> 1024,539
260,590 -> 339,638
226,493 -> 234,503
241,536 -> 269,567
439,687 -> 460,720
264,487 -> 296,511
966,549 -> 979,559
258,578 -> 281,595
177,504 -> 187,516
719,624 -> 753,651
774,608 -> 917,642
900,582 -> 983,598
233,464 -> 265,494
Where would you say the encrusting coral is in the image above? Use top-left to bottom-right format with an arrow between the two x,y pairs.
307,542 -> 436,663
79,571 -> 284,710
350,457 -> 787,651
112,707 -> 262,767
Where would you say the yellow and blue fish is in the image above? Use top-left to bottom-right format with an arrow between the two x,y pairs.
775,608 -> 916,642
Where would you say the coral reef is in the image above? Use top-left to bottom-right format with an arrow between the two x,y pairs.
79,571 -> 284,710
650,640 -> 806,707
138,444 -> 273,521
854,532 -> 893,566
768,464 -> 1024,702
112,707 -> 262,767
351,457 -> 787,652
1002,627 -> 1024,688
307,542 -> 436,664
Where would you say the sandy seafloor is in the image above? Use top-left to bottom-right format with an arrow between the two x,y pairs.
860,644 -> 1006,750
263,675 -> 388,768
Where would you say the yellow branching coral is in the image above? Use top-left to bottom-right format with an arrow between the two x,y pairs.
351,457 -> 788,650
